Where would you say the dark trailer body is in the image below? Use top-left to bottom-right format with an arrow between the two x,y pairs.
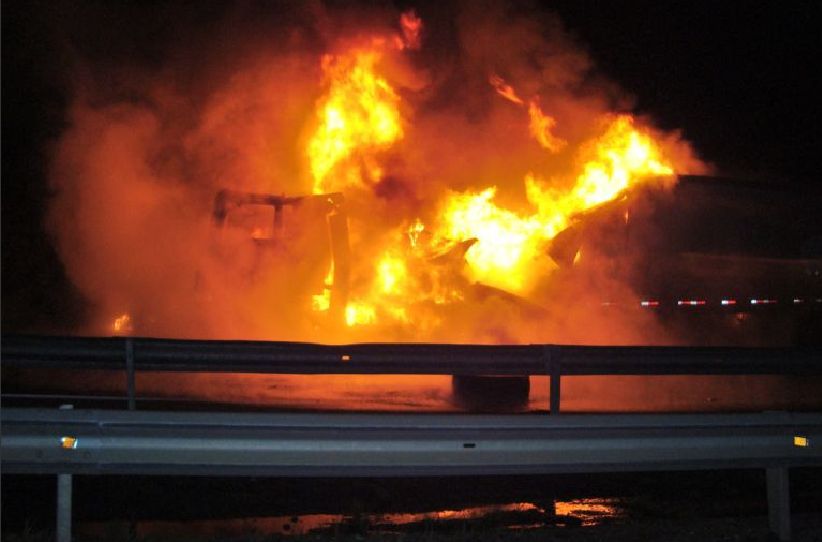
549,175 -> 822,346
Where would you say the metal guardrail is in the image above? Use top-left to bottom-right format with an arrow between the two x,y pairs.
4,334 -> 822,374
4,334 -> 822,413
1,407 -> 820,541
2,334 -> 822,541
2,408 -> 820,477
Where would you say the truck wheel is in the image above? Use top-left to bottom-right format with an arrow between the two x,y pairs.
451,375 -> 530,411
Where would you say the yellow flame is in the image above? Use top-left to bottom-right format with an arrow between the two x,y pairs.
573,115 -> 673,207
308,50 -> 403,194
311,292 -> 330,312
387,306 -> 410,322
377,253 -> 408,294
407,218 -> 425,248
311,263 -> 334,312
438,187 -> 544,292
345,249 -> 413,326
341,229 -> 466,328
345,302 -> 377,326
338,114 -> 675,326
304,29 -> 677,333
433,114 -> 674,294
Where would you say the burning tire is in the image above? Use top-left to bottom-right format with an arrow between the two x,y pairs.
451,375 -> 530,411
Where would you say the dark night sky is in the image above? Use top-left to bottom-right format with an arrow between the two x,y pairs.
2,0 -> 820,333
550,1 -> 820,181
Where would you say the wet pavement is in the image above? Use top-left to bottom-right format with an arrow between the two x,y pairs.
4,469 -> 822,541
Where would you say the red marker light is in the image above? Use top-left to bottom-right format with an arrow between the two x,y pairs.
677,300 -> 706,306
721,299 -> 737,306
750,299 -> 777,305
640,300 -> 659,307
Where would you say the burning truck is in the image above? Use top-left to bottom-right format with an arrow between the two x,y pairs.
211,174 -> 822,343
208,172 -> 822,407
549,175 -> 822,345
44,5 -> 820,410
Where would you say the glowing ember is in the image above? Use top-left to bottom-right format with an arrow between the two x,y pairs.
399,10 -> 423,50
112,313 -> 133,335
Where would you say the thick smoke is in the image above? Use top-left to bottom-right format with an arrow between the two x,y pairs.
47,0 -> 706,343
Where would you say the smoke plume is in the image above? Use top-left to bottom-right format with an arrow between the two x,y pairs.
47,0 -> 707,344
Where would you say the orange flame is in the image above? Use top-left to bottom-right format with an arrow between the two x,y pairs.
436,187 -> 544,292
571,115 -> 673,207
112,313 -> 133,335
50,6 -> 706,344
528,99 -> 566,153
430,114 -> 674,295
490,75 -> 565,153
399,10 -> 423,50
489,74 -> 524,105
312,27 -> 675,332
308,50 -> 403,194
311,264 -> 334,312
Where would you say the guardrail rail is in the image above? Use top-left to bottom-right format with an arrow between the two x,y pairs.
2,334 -> 822,541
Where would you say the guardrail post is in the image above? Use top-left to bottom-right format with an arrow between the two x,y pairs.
57,404 -> 73,542
766,466 -> 791,541
57,473 -> 73,542
125,338 -> 136,410
545,347 -> 561,414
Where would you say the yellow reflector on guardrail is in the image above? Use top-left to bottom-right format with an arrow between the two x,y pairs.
794,436 -> 809,447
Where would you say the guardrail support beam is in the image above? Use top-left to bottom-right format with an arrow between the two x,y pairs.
125,338 -> 136,410
767,466 -> 790,541
549,350 -> 561,414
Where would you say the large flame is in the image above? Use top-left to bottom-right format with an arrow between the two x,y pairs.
436,187 -> 545,292
308,49 -> 404,194
50,6 -> 706,344
571,115 -> 673,207
305,27 -> 677,329
427,114 -> 673,295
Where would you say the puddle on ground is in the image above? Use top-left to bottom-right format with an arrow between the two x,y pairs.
79,499 -> 624,538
